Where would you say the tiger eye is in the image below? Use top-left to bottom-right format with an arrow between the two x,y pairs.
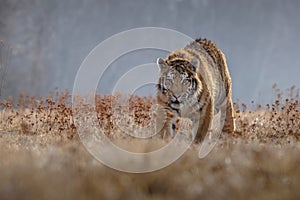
162,88 -> 168,94
183,79 -> 190,85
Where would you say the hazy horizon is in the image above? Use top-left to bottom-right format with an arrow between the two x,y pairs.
0,0 -> 299,105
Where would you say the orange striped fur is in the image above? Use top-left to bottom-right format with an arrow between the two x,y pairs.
156,38 -> 235,142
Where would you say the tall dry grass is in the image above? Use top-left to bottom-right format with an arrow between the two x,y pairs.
0,86 -> 299,200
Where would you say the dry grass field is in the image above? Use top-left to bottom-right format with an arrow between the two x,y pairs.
0,86 -> 299,200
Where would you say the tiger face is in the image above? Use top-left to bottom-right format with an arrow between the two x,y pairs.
156,57 -> 202,114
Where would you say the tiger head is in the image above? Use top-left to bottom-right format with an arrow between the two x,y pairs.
156,56 -> 202,113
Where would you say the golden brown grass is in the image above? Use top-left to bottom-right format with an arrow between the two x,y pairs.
0,86 -> 299,200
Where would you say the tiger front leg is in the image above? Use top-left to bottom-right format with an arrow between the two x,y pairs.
194,100 -> 213,143
155,108 -> 176,139
164,115 -> 182,139
163,116 -> 193,140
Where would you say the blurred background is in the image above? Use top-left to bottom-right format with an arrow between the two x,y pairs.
0,0 -> 299,104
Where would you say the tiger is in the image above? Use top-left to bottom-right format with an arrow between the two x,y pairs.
156,38 -> 235,142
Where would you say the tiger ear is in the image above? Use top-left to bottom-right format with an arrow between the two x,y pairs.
157,57 -> 168,72
189,58 -> 199,72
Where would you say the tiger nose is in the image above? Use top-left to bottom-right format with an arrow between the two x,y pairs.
173,94 -> 181,99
